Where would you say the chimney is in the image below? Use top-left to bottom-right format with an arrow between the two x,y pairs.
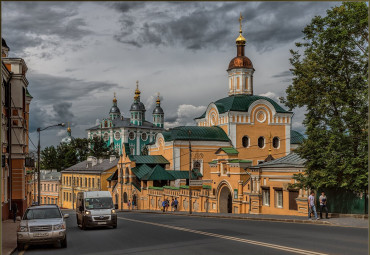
92,157 -> 98,166
110,155 -> 116,163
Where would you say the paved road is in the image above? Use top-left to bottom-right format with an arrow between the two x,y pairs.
16,210 -> 367,255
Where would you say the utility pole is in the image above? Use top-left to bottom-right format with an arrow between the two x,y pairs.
188,130 -> 192,215
119,155 -> 123,210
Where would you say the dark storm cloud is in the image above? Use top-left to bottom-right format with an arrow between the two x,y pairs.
2,2 -> 91,55
272,70 -> 291,78
28,73 -> 120,104
113,2 -> 338,52
53,102 -> 75,122
27,73 -> 120,132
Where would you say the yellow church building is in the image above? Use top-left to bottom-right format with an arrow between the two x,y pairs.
108,14 -> 309,216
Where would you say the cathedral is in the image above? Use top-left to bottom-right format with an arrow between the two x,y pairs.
106,14 -> 308,216
86,82 -> 165,155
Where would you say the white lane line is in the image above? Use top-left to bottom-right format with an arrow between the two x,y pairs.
118,216 -> 328,255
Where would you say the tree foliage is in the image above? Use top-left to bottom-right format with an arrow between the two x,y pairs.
282,2 -> 368,192
40,137 -> 119,171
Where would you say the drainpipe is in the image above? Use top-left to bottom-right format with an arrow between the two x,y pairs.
6,72 -> 13,214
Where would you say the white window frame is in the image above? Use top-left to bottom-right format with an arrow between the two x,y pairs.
262,188 -> 270,206
275,190 -> 283,208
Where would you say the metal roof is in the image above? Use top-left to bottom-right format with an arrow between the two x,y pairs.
129,155 -> 170,164
63,158 -> 119,172
195,94 -> 292,119
216,147 -> 239,155
162,126 -> 230,142
291,130 -> 305,144
251,152 -> 306,168
141,165 -> 175,181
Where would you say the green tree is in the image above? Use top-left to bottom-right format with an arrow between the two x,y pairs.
71,138 -> 90,161
282,2 -> 368,192
89,137 -> 113,158
40,146 -> 58,170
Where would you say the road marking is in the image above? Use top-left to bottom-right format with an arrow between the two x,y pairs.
118,216 -> 328,255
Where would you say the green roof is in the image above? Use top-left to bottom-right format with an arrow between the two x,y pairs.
129,155 -> 169,164
291,130 -> 305,144
142,165 -> 175,181
162,126 -> 230,142
195,95 -> 292,119
131,182 -> 141,191
216,147 -> 239,155
167,170 -> 203,179
228,159 -> 252,163
106,170 -> 117,181
131,164 -> 153,179
26,89 -> 33,98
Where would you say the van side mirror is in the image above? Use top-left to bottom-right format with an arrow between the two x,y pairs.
115,204 -> 118,209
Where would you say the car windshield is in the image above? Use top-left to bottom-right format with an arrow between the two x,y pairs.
85,197 -> 113,209
23,208 -> 61,220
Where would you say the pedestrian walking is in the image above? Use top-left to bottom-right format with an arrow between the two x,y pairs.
165,198 -> 169,212
132,200 -> 135,210
128,200 -> 131,210
171,199 -> 175,212
308,191 -> 319,220
319,192 -> 329,219
11,202 -> 18,223
162,200 -> 166,212
174,198 -> 178,211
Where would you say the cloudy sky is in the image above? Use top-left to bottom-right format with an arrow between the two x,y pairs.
2,1 -> 341,150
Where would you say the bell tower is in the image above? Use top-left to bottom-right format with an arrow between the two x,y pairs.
227,13 -> 255,96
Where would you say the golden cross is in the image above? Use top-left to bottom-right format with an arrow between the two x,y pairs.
157,92 -> 160,97
136,80 -> 139,89
114,92 -> 116,98
68,122 -> 70,128
239,12 -> 244,33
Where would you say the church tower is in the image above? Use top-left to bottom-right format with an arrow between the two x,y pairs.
130,81 -> 146,126
227,13 -> 255,96
109,92 -> 121,120
152,93 -> 164,128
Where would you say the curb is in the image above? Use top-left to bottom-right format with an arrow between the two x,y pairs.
119,210 -> 331,225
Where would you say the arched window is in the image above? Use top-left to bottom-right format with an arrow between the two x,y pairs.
123,192 -> 128,203
104,132 -> 109,141
273,137 -> 280,148
258,137 -> 265,148
142,146 -> 148,155
242,136 -> 249,148
129,132 -> 135,140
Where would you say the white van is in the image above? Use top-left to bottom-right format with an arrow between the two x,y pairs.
76,191 -> 117,229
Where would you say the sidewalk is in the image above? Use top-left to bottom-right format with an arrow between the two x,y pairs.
2,220 -> 19,255
122,209 -> 369,228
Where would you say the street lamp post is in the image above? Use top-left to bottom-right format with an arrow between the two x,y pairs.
37,123 -> 65,205
188,130 -> 192,215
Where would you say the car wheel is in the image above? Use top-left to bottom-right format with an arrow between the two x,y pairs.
113,224 -> 117,229
61,236 -> 67,248
17,242 -> 24,251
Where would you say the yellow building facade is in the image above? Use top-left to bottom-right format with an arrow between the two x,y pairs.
61,156 -> 118,209
108,15 -> 309,216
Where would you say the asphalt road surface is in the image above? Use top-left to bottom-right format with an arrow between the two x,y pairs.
16,210 -> 368,255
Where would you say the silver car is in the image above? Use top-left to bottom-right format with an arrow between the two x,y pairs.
17,205 -> 69,251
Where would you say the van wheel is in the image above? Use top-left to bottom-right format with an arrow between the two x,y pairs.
17,242 -> 24,251
61,236 -> 67,248
113,224 -> 117,229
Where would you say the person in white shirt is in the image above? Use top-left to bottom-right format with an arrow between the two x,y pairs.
308,191 -> 319,220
